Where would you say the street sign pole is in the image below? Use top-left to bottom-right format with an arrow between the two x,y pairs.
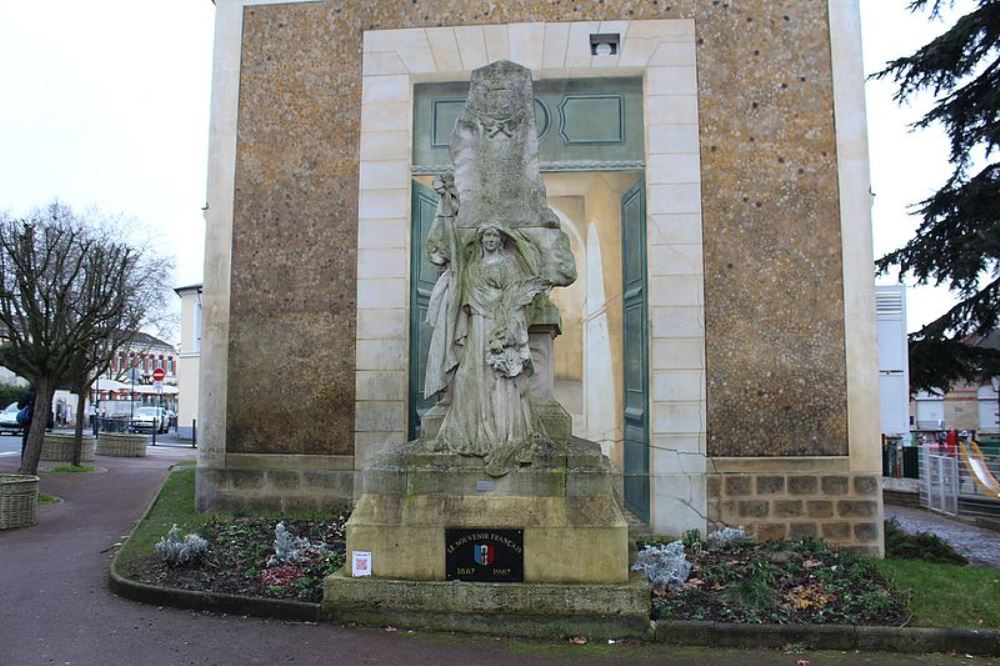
151,366 -> 166,445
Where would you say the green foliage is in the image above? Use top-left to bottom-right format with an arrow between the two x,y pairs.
724,576 -> 776,611
649,539 -> 907,626
0,382 -> 25,408
872,0 -> 1000,392
37,493 -> 61,505
883,518 -> 969,565
681,529 -> 701,548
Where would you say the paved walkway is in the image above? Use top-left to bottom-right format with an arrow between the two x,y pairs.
1,452 -> 996,665
885,504 -> 1000,569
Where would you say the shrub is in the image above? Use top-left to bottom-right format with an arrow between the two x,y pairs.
884,518 -> 968,565
632,540 -> 691,592
155,524 -> 208,567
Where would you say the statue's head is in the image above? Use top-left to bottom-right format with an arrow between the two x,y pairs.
477,224 -> 504,253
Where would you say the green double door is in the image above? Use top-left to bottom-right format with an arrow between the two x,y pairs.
407,178 -> 649,522
620,179 -> 649,523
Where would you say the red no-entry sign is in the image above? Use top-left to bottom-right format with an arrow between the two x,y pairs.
152,367 -> 166,382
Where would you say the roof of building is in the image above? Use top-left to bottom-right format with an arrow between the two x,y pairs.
131,331 -> 175,350
174,283 -> 203,296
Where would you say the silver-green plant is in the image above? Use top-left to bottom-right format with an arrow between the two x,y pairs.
631,540 -> 691,592
705,526 -> 750,549
267,521 -> 329,567
155,524 -> 208,567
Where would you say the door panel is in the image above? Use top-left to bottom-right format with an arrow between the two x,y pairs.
408,181 -> 441,440
621,179 -> 649,523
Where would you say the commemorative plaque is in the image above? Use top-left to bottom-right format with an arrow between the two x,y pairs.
445,528 -> 524,582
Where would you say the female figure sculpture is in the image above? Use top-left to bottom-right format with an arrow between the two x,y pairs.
421,61 -> 576,476
432,223 -> 549,475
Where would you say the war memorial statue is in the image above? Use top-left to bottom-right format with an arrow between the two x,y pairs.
421,61 -> 578,477
330,63 -> 644,630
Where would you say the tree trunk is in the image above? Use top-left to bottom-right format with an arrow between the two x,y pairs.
72,384 -> 88,467
19,379 -> 53,476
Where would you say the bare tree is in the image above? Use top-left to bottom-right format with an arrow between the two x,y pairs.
0,203 -> 172,474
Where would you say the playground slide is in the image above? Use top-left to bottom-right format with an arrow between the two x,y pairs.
959,440 -> 1000,499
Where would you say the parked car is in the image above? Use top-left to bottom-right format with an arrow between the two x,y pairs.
0,402 -> 23,435
130,406 -> 168,434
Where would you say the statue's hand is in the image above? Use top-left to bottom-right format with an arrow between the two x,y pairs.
524,276 -> 551,295
429,250 -> 449,267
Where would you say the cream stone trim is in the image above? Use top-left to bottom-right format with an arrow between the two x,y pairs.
711,457 -> 852,474
226,453 -> 356,471
828,0 -> 880,473
358,19 -> 706,535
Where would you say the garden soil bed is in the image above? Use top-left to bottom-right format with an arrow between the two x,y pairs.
648,538 -> 909,627
120,516 -> 348,603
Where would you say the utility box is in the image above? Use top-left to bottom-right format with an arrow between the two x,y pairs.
876,285 -> 910,437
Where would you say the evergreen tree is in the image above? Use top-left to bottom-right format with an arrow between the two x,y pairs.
872,0 -> 1000,392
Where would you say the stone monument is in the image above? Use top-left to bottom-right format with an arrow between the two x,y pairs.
326,62 -> 645,634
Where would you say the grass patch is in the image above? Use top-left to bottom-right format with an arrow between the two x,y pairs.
48,464 -> 98,474
37,493 -> 61,505
115,466 -> 205,569
874,558 -> 1000,629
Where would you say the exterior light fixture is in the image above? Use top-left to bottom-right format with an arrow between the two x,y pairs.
590,33 -> 620,56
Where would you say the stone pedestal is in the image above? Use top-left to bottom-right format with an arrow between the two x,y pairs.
343,438 -> 629,584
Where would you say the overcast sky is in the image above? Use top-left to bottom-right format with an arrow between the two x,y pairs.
0,2 -> 974,337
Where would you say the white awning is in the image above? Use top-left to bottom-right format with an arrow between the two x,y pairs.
94,378 -> 128,391
127,384 -> 179,395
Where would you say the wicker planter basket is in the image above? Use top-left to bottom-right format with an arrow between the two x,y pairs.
40,433 -> 96,462
0,474 -> 39,529
97,433 -> 147,458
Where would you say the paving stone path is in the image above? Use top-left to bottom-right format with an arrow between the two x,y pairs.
885,504 -> 1000,569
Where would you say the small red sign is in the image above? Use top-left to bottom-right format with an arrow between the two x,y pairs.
152,367 -> 166,382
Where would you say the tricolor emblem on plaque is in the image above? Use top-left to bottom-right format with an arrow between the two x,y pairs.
473,543 -> 495,566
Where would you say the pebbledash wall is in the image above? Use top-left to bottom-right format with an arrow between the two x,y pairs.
198,0 -> 882,552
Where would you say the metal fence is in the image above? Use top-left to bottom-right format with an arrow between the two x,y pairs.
920,445 -> 959,515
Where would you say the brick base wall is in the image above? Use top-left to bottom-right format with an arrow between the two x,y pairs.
707,473 -> 884,555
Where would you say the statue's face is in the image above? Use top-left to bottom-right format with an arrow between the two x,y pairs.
482,228 -> 502,252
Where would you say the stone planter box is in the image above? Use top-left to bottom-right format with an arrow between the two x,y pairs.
0,474 -> 39,529
97,433 -> 147,458
40,433 -> 96,463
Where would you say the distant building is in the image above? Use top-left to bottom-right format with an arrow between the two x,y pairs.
175,284 -> 203,440
94,331 -> 179,416
909,330 -> 1000,437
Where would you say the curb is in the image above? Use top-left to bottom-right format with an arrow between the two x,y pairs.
655,621 -> 1000,656
108,463 -> 320,622
108,565 -> 321,621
